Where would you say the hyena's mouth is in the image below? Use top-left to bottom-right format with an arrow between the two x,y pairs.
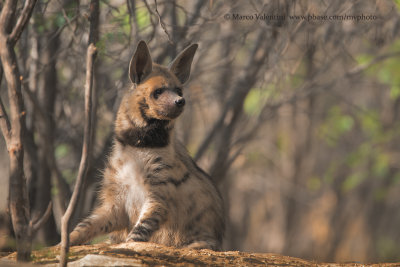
157,107 -> 183,120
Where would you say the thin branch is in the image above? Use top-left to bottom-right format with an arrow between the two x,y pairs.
0,64 -> 11,141
59,42 -> 98,267
127,0 -> 141,41
49,153 -> 72,213
88,0 -> 100,45
0,0 -> 17,34
9,0 -> 38,45
141,0 -> 157,41
60,6 -> 78,39
346,51 -> 400,77
0,62 -> 2,87
0,95 -> 10,142
154,0 -> 174,44
32,201 -> 53,233
0,98 -> 11,143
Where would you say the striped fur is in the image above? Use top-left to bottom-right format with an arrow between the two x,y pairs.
70,41 -> 225,250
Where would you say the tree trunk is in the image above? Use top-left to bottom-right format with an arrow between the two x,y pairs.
34,27 -> 60,245
0,31 -> 31,263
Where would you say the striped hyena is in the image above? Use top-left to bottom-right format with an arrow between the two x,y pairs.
69,41 -> 225,250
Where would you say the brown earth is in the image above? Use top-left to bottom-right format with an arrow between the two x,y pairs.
1,242 -> 399,266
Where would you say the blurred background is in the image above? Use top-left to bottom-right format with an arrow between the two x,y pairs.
1,0 -> 400,263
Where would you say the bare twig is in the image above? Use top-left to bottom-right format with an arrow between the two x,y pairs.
346,51 -> 400,77
60,6 -> 77,37
0,62 -> 3,86
0,64 -> 11,140
59,0 -> 99,263
32,201 -> 53,233
0,97 -> 11,134
0,0 -> 17,34
127,0 -> 141,41
0,95 -> 10,143
142,0 -> 158,41
88,0 -> 100,45
59,43 -> 97,267
50,157 -> 71,213
154,0 -> 174,44
9,0 -> 38,45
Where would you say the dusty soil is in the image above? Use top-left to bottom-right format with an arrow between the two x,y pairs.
1,242 -> 399,266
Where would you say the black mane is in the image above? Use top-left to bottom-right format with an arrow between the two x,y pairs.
116,119 -> 171,148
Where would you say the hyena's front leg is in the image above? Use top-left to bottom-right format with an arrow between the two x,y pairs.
126,197 -> 168,242
70,204 -> 127,245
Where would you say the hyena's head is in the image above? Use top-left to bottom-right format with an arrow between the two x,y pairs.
127,40 -> 198,122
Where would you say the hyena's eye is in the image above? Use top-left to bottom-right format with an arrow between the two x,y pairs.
153,88 -> 164,99
176,88 -> 183,97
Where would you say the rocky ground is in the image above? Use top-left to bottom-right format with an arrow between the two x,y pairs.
1,242 -> 399,266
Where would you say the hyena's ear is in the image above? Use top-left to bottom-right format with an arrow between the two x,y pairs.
168,43 -> 198,84
129,40 -> 153,84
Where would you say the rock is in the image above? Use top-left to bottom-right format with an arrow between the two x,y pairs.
47,255 -> 142,267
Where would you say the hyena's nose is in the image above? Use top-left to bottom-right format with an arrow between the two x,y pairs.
175,97 -> 185,107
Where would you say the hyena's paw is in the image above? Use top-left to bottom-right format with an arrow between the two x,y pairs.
126,218 -> 160,242
69,230 -> 83,246
186,240 -> 220,250
110,230 -> 128,244
126,227 -> 150,242
126,234 -> 147,242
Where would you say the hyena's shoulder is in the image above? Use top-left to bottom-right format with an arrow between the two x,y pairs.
174,140 -> 223,203
174,141 -> 212,181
